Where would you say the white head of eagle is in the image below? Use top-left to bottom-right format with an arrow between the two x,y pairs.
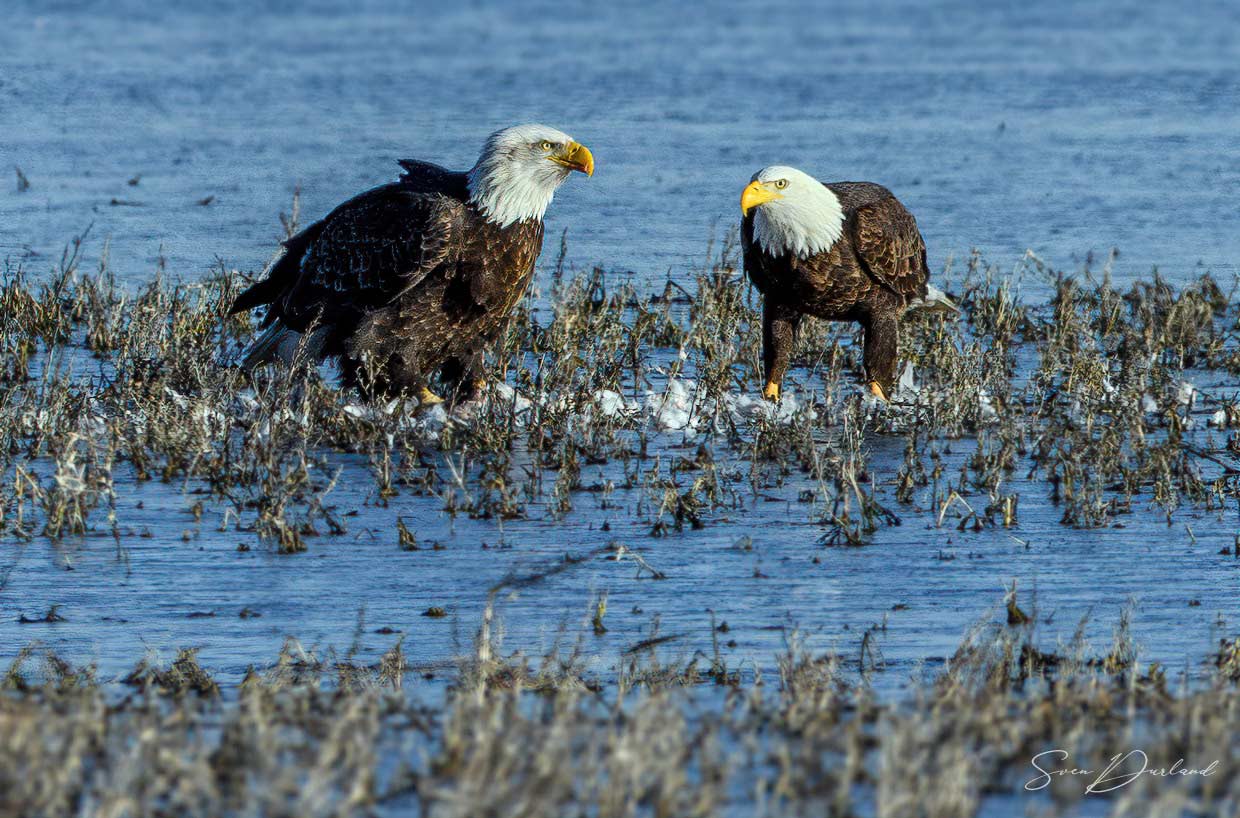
467,124 -> 595,228
742,165 -> 845,259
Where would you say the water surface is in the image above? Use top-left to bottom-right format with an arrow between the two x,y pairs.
2,1 -> 1239,696
3,0 -> 1239,287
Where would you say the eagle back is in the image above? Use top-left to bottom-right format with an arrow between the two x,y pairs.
397,160 -> 470,199
830,183 -> 929,304
275,184 -> 467,329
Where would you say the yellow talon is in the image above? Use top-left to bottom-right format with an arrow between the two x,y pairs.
867,381 -> 889,402
417,386 -> 444,407
762,381 -> 781,402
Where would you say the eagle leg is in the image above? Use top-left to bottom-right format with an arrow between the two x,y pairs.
860,308 -> 899,401
762,302 -> 801,402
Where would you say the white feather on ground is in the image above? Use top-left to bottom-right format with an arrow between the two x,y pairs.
906,283 -> 959,314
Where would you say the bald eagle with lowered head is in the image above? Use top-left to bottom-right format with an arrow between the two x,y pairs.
740,165 -> 952,403
231,124 -> 594,405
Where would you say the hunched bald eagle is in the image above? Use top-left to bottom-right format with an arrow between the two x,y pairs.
231,124 -> 594,405
739,165 -> 951,402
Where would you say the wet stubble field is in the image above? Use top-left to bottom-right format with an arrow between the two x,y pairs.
1,221 -> 1240,815
5,0 -> 1240,813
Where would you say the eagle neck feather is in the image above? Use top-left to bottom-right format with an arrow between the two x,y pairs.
753,184 -> 845,259
467,154 -> 565,228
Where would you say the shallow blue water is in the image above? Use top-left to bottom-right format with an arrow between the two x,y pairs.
2,0 -> 1240,710
3,0 -> 1239,289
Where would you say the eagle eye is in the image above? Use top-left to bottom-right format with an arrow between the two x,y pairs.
774,179 -> 789,189
540,140 -> 555,151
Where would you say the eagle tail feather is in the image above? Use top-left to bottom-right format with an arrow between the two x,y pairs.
239,323 -> 297,370
239,323 -> 332,371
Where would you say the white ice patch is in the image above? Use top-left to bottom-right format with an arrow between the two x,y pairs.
1175,380 -> 1198,409
895,362 -> 918,400
163,387 -> 230,433
593,389 -> 631,420
488,382 -> 534,416
861,364 -> 999,429
643,376 -> 812,434
644,378 -> 699,432
410,404 -> 450,442
341,398 -> 402,423
977,390 -> 1000,424
1208,404 -> 1240,428
338,398 -> 448,446
87,373 -> 915,457
728,390 -> 807,424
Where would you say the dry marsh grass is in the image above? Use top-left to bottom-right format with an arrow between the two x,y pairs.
0,600 -> 1236,817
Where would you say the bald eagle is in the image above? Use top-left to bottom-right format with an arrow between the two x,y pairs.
740,165 -> 950,402
231,124 -> 594,405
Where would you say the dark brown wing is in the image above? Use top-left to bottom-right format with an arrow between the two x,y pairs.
230,220 -> 326,321
831,183 -> 929,303
397,160 -> 469,197
231,163 -> 470,323
278,186 -> 464,330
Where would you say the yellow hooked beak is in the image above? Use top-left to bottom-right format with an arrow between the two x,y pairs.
741,180 -> 783,216
551,141 -> 595,176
